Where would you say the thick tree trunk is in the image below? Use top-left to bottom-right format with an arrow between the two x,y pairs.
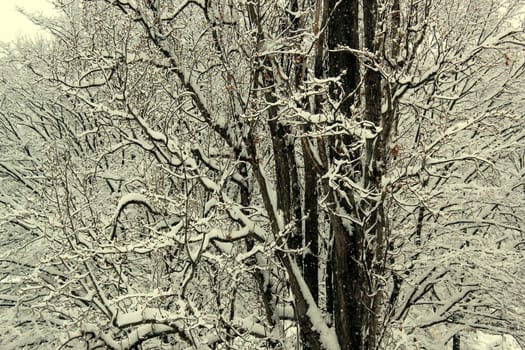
326,1 -> 364,349
332,217 -> 363,350
326,0 -> 388,349
363,0 -> 385,348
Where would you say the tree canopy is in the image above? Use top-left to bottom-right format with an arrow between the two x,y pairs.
1,0 -> 524,349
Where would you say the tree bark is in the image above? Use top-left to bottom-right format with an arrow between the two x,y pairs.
328,0 -> 359,114
363,0 -> 386,348
326,1 -> 364,349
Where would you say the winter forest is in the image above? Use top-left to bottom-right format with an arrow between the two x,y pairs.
0,0 -> 524,349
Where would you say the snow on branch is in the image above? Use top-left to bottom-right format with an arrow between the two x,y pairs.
287,257 -> 340,350
70,321 -> 188,350
108,193 -> 158,240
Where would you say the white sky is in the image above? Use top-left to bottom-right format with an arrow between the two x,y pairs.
0,0 -> 56,43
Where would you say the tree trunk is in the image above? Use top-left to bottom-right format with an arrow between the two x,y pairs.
453,334 -> 460,350
328,0 -> 359,114
326,0 -> 388,349
363,0 -> 385,347
327,1 -> 363,349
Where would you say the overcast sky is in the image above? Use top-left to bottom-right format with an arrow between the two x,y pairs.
0,0 -> 56,43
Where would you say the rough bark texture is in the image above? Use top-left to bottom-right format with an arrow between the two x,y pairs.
326,0 -> 387,348
363,0 -> 386,347
326,0 -> 363,349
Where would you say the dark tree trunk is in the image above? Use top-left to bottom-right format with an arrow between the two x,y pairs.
326,0 -> 388,349
363,0 -> 385,348
453,334 -> 460,350
328,0 -> 359,115
332,217 -> 363,350
326,1 -> 364,349
304,150 -> 319,303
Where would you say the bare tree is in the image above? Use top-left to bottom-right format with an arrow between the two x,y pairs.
0,0 -> 524,350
